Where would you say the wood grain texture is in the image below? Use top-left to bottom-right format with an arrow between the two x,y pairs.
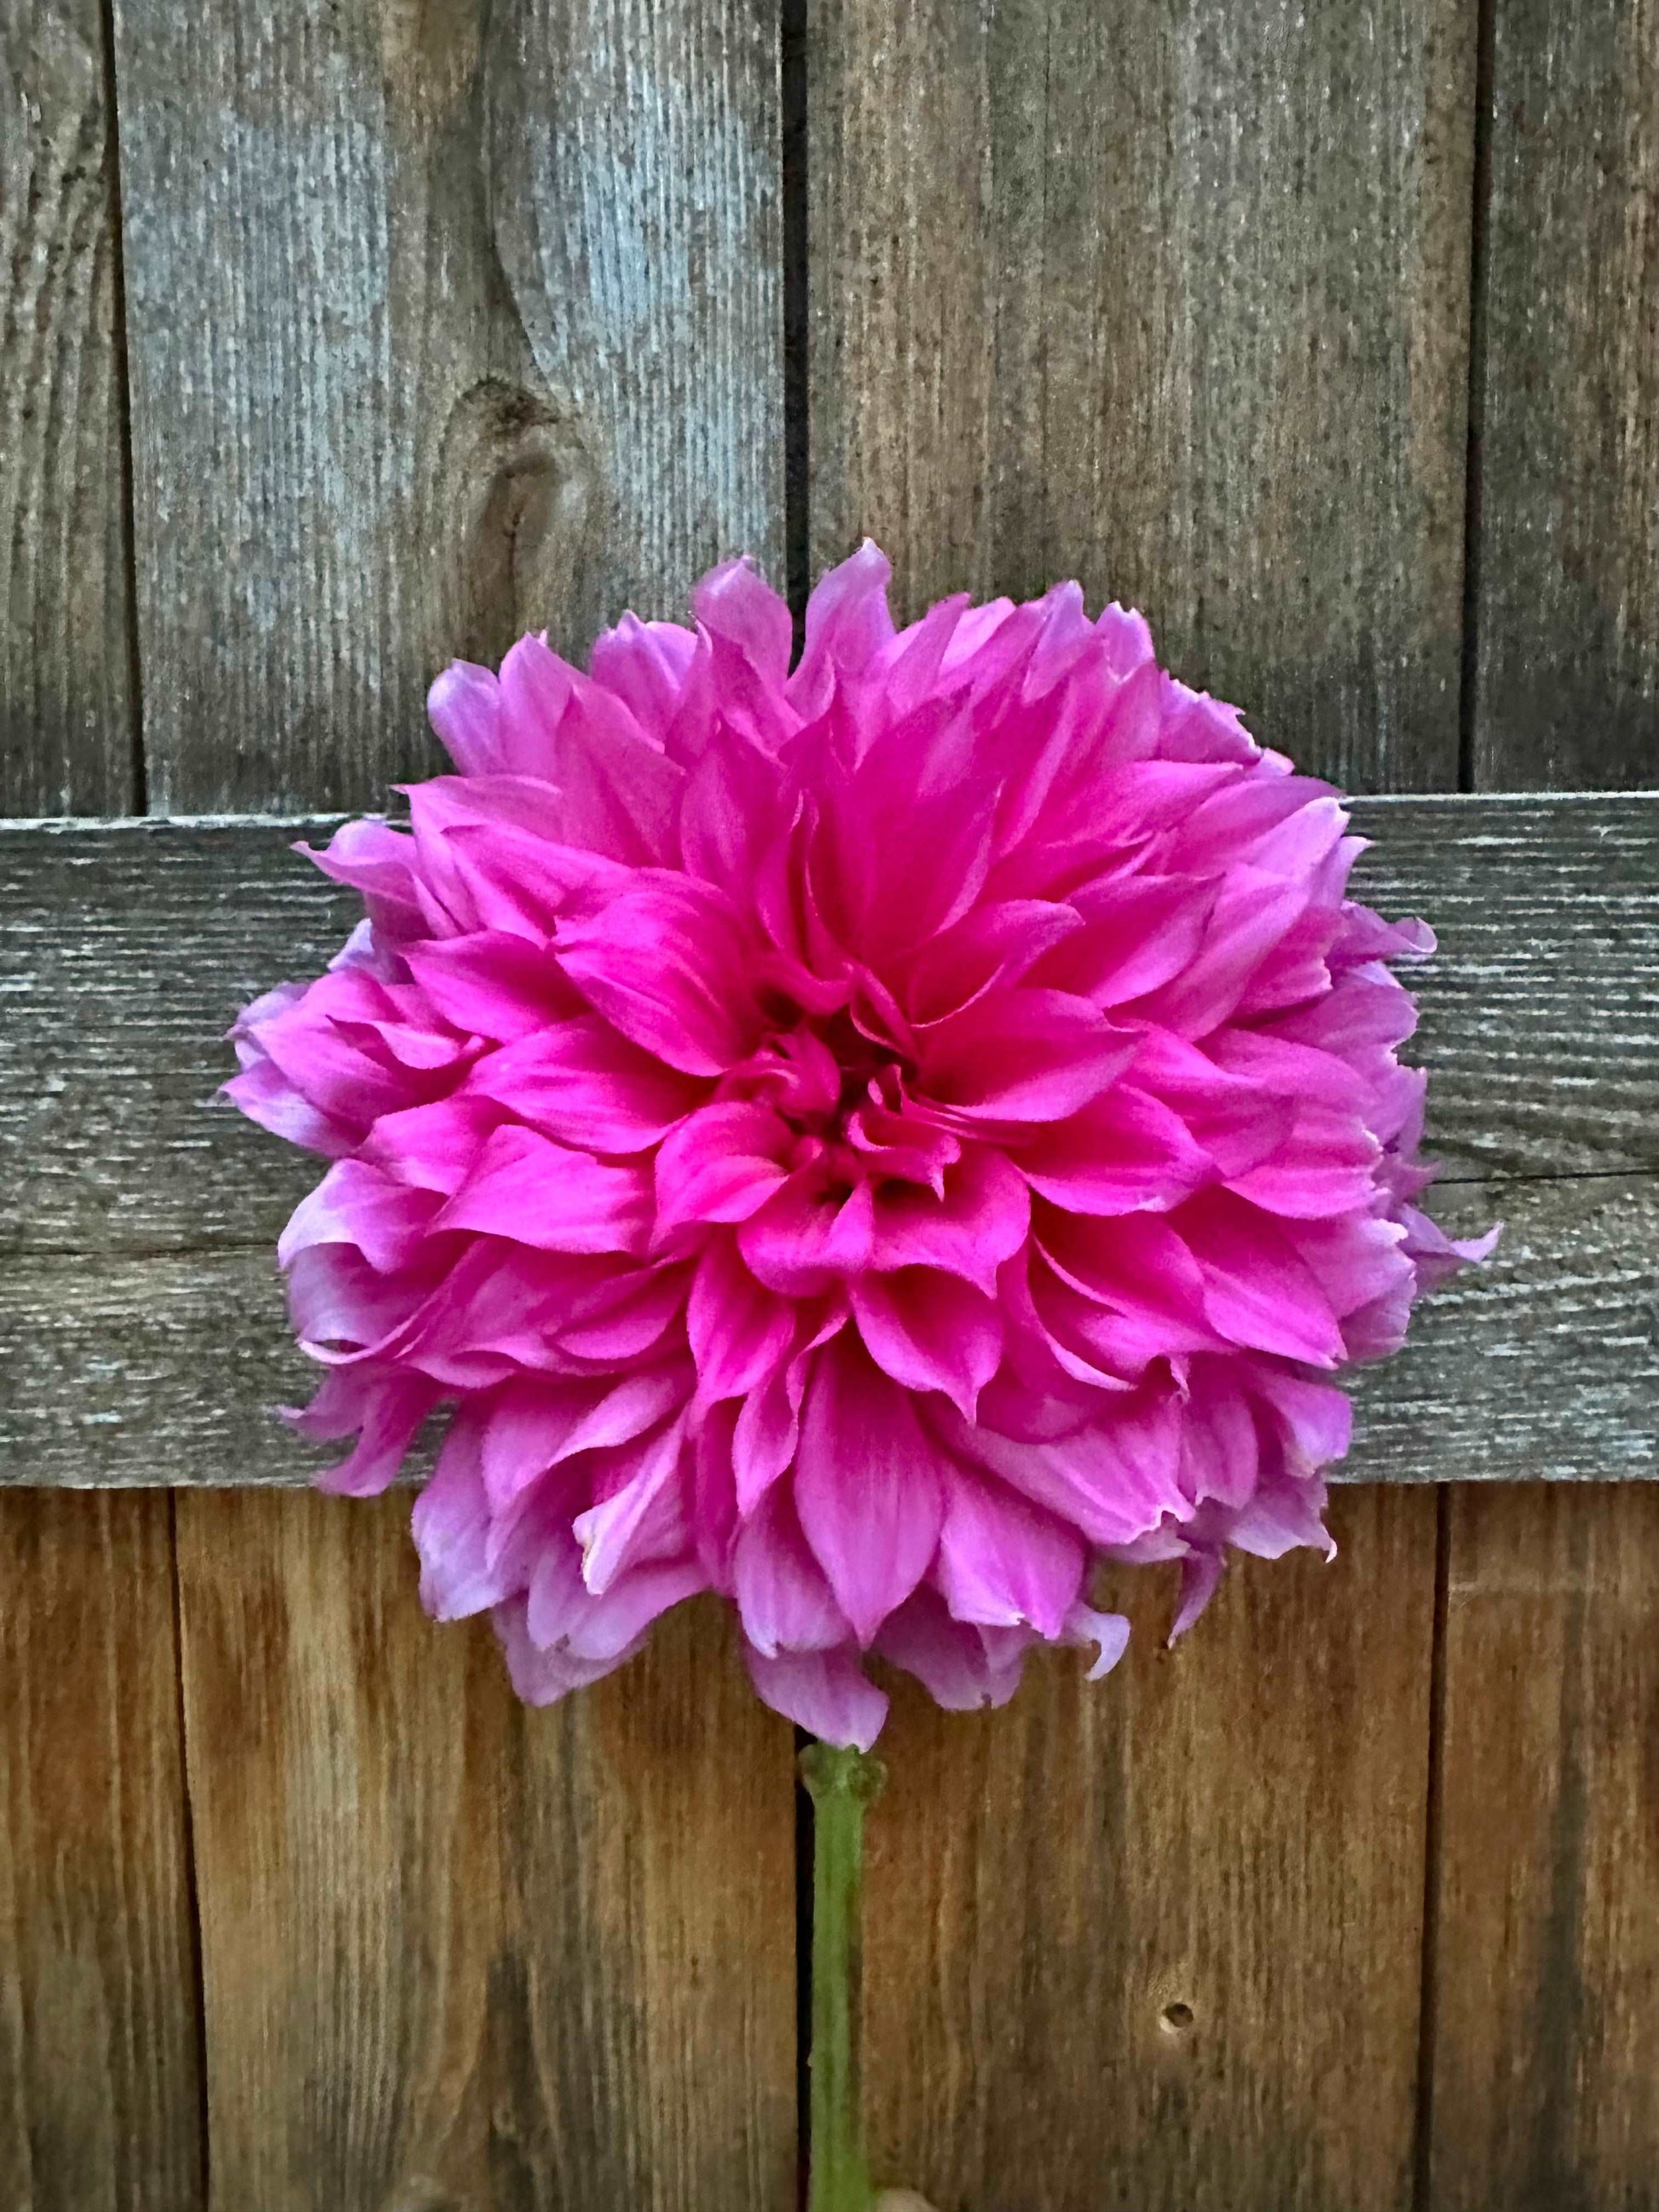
1425,1486 -> 1659,2210
0,0 -> 136,814
863,1487 -> 1439,2212
1471,0 -> 1659,789
110,0 -> 783,811
1,800 -> 1653,1487
808,0 -> 1476,794
0,1489 -> 205,2211
3,1170 -> 1651,1490
175,1489 -> 795,2212
3,794 -> 1652,1267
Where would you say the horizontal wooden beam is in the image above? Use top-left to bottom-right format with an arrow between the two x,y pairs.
2,795 -> 1656,1485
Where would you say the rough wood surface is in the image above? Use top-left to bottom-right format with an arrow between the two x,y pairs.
2,794 -> 1652,1267
0,0 -> 136,814
808,0 -> 1476,795
175,1489 -> 795,2212
2,1169 -> 1651,1491
111,0 -> 783,812
1470,0 -> 1659,790
87,8 -> 802,2201
0,1488 -> 205,2210
1425,1486 -> 1659,2209
863,1487 -> 1439,2212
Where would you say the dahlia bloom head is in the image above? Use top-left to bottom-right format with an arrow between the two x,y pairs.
228,544 -> 1490,1749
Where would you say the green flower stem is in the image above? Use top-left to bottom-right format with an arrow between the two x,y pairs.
800,1739 -> 887,2212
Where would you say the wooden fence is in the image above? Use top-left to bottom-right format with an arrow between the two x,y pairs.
2,2 -> 1656,2208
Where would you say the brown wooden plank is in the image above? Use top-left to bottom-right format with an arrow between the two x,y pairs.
0,18 -> 202,2191
3,794 -> 1651,1268
863,1487 -> 1439,2212
101,0 -> 798,2194
0,0 -> 136,815
0,1489 -> 205,2210
1470,1 -> 1659,789
111,0 -> 783,812
1425,1486 -> 1659,2209
4,1168 -> 1652,1491
808,0 -> 1477,795
175,1488 -> 796,2211
810,9 -> 1477,2200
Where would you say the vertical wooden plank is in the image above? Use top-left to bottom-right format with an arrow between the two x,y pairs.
811,4 -> 1471,2202
809,0 -> 1476,793
0,1492 -> 205,2212
1430,14 -> 1659,2191
175,1493 -> 796,2211
1,22 -> 202,2194
111,0 -> 783,812
111,0 -> 797,2198
1470,0 -> 1659,788
1,0 -> 136,812
863,1493 -> 1440,2212
1426,1487 -> 1659,2210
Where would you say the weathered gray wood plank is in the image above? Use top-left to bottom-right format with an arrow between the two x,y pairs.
3,1168 -> 1650,1489
1471,0 -> 1659,789
1,0 -> 136,814
808,0 -> 1477,797
2,794 -> 1653,1268
109,0 -> 783,812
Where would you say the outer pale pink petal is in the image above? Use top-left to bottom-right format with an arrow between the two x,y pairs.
589,612 -> 698,731
851,1269 -> 1003,1420
787,540 -> 897,717
466,1019 -> 702,1152
572,1418 -> 690,1592
529,1536 -> 705,1663
278,1158 -> 442,1273
1061,1601 -> 1132,1680
298,816 -> 426,942
732,1489 -> 851,1656
653,1101 -> 795,1233
792,1334 -> 945,1644
693,554 -> 794,687
289,1372 -> 437,1498
874,1590 -> 1028,1712
1170,1549 -> 1227,1642
919,989 -> 1141,1121
934,1471 -> 1085,1637
427,661 -> 504,774
222,1059 -> 357,1158
496,632 -> 686,859
435,1124 -> 651,1255
743,1644 -> 890,1751
496,1594 -> 636,1704
412,1411 -> 500,1620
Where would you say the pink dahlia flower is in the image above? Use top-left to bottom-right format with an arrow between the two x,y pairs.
228,544 -> 1490,1749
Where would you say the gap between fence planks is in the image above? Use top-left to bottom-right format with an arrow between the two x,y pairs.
1,794 -> 1655,1487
